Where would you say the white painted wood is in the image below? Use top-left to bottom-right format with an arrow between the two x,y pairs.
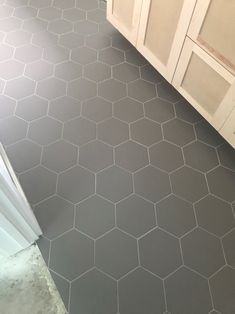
173,37 -> 235,130
107,0 -> 143,45
220,107 -> 235,148
136,0 -> 197,82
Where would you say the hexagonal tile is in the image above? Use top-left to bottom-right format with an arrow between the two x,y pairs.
49,19 -> 73,34
96,164 -> 133,202
0,60 -> 24,80
23,17 -> 48,33
34,195 -> 74,239
113,97 -> 143,123
82,97 -> 112,122
6,140 -> 41,173
0,5 -> 13,19
49,96 -> 81,122
84,62 -> 111,82
134,166 -> 171,203
209,266 -> 235,314
139,228 -> 182,277
128,79 -> 156,102
195,195 -> 235,237
174,98 -> 202,124
217,142 -> 235,171
86,33 -> 111,50
99,47 -> 124,65
50,229 -> 94,280
195,120 -> 225,147
63,117 -> 96,146
79,140 -> 113,172
171,166 -> 208,202
97,118 -> 129,146
222,229 -> 235,267
36,78 -> 66,100
181,228 -> 225,277
74,20 -> 98,35
37,236 -> 50,265
13,6 -> 37,19
131,118 -> 162,146
28,116 -> 62,146
125,48 -> 147,66
144,98 -> 175,123
165,267 -> 212,314
111,32 -> 132,51
59,32 -> 84,49
29,0 -> 51,8
68,78 -> 97,100
50,271 -> 70,310
16,96 -> 48,121
32,31 -> 58,48
113,62 -> 139,83
0,17 -> 21,32
70,269 -> 117,314
207,166 -> 235,202
0,116 -> 27,145
38,7 -> 62,21
150,141 -> 184,172
19,166 -> 57,204
14,44 -> 42,63
5,30 -> 31,47
71,47 -> 96,65
43,45 -> 70,64
75,195 -> 115,238
95,229 -> 138,279
0,95 -> 16,119
116,195 -> 155,237
156,195 -> 196,237
98,79 -> 126,102
76,0 -> 98,10
55,61 -> 82,81
115,141 -> 148,172
87,8 -> 105,23
25,60 -> 53,81
42,140 -> 78,172
157,81 -> 181,103
184,141 -> 218,172
63,8 -> 85,22
5,77 -> 35,100
53,0 -> 75,9
119,268 -> 165,314
57,165 -> 95,203
140,64 -> 163,84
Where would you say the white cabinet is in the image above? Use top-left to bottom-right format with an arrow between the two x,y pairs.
221,108 -> 235,148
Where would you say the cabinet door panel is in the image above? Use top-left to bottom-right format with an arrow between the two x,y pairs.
137,0 -> 196,82
173,37 -> 235,130
107,0 -> 143,45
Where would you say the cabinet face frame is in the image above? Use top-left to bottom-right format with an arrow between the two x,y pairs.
136,0 -> 197,82
220,108 -> 235,148
173,37 -> 235,130
107,0 -> 143,46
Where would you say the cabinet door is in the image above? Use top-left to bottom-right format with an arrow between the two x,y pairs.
188,0 -> 235,75
173,37 -> 235,130
136,0 -> 196,82
220,108 -> 235,148
107,0 -> 143,45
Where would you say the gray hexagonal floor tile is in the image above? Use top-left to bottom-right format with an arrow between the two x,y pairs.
76,0 -> 98,10
207,166 -> 235,202
71,47 -> 96,65
70,269 -> 117,314
0,17 -> 21,33
96,165 -> 133,203
157,81 -> 181,103
209,266 -> 235,314
195,195 -> 235,237
0,116 -> 27,145
49,19 -> 73,34
139,228 -> 182,277
49,96 -> 81,122
37,236 -> 50,265
98,79 -> 126,102
19,165 -> 57,204
53,0 -> 75,9
42,140 -> 78,172
50,229 -> 94,280
13,6 -> 37,19
125,48 -> 147,66
145,97 -> 175,123
34,195 -> 74,239
43,45 -> 69,64
156,195 -> 196,237
14,43 -> 42,63
28,116 -> 62,145
115,141 -> 149,172
68,78 -> 97,101
150,141 -> 184,172
25,60 -> 53,81
113,62 -> 139,83
63,117 -> 96,146
84,62 -> 111,82
171,166 -> 208,202
57,165 -> 95,203
38,6 -> 62,21
0,60 -> 24,80
165,267 -> 212,314
111,32 -> 132,51
181,228 -> 225,277
95,229 -> 138,279
113,97 -> 143,123
79,140 -> 113,172
36,77 -> 66,100
184,141 -> 218,172
128,79 -> 156,102
29,0 -> 51,9
87,8 -> 105,23
82,97 -> 112,122
23,17 -> 47,33
99,47 -> 124,65
119,268 -> 165,314
174,98 -> 202,124
59,32 -> 84,49
6,139 -> 41,173
74,20 -> 98,35
16,95 -> 48,121
5,77 -> 35,100
195,120 -> 225,147
140,64 -> 164,84
86,33 -> 111,50
0,95 -> 16,119
116,194 -> 155,237
97,118 -> 129,146
134,166 -> 171,203
55,61 -> 82,81
217,142 -> 235,171
131,118 -> 162,147
163,118 -> 195,147
222,229 -> 235,267
75,195 -> 115,238
63,8 -> 85,22
33,30 -> 58,49
50,271 -> 70,310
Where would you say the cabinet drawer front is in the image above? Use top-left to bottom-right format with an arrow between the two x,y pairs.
173,37 -> 235,130
221,108 -> 235,148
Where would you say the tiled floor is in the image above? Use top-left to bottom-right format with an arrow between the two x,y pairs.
0,0 -> 235,313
